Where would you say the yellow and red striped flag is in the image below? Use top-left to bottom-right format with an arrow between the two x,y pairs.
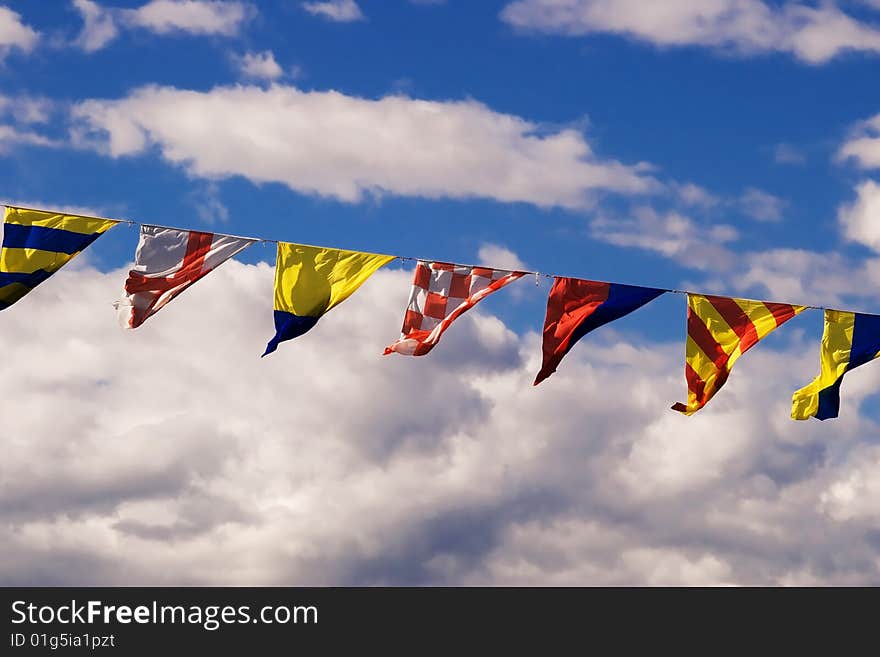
672,294 -> 806,415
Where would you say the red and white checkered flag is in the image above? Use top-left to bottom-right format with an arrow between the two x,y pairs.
384,261 -> 525,356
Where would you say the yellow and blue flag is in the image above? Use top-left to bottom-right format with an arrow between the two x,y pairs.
0,206 -> 118,310
792,310 -> 880,420
263,242 -> 395,356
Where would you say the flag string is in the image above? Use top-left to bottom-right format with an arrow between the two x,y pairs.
0,201 -> 846,315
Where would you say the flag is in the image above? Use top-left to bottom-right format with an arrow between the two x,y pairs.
0,205 -> 118,310
791,310 -> 880,420
534,277 -> 665,385
116,225 -> 257,329
672,294 -> 806,415
263,242 -> 394,356
384,261 -> 524,356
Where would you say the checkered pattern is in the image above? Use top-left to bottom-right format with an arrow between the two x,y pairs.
384,261 -> 525,356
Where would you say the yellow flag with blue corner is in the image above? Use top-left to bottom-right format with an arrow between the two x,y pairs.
263,242 -> 395,356
792,310 -> 880,420
0,206 -> 118,310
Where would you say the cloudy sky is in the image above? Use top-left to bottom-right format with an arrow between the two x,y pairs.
2,0 -> 880,585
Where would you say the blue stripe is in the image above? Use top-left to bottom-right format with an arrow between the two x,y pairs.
564,283 -> 665,358
815,312 -> 880,420
1,223 -> 101,255
847,312 -> 880,370
815,379 -> 843,421
262,310 -> 320,356
0,269 -> 56,311
0,269 -> 55,288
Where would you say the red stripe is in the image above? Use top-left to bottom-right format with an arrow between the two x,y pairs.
687,306 -> 728,369
684,362 -> 706,406
125,231 -> 214,327
765,302 -> 798,327
707,295 -> 761,353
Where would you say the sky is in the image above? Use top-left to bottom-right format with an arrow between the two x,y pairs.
2,0 -> 880,585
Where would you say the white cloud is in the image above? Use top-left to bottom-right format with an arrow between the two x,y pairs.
0,125 -> 57,150
131,0 -> 251,35
739,187 -> 787,222
72,0 -> 252,51
188,182 -> 229,223
233,50 -> 283,80
0,95 -> 59,151
69,83 -> 657,208
0,6 -> 38,59
2,259 -> 879,584
590,206 -> 738,270
673,181 -> 718,208
501,0 -> 880,64
72,0 -> 119,52
773,143 -> 807,165
477,243 -> 527,271
0,94 -> 53,125
730,247 -> 880,308
302,0 -> 364,22
838,114 -> 880,169
839,179 -> 880,252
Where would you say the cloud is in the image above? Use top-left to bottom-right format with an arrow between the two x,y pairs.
187,182 -> 229,223
730,247 -> 880,308
0,95 -> 61,151
0,6 -> 38,59
233,50 -> 283,80
302,0 -> 364,22
590,205 -> 738,270
69,83 -> 657,208
673,182 -> 718,208
72,0 -> 120,52
739,187 -> 787,222
0,125 -> 58,151
838,114 -> 880,170
72,0 -> 253,51
477,243 -> 527,271
500,0 -> 880,64
0,94 -> 54,125
1,258 -> 880,585
773,143 -> 807,165
839,179 -> 880,252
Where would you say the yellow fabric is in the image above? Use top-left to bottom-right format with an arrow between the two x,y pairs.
791,310 -> 854,420
4,206 -> 118,236
675,294 -> 806,415
0,282 -> 30,306
273,242 -> 394,316
0,248 -> 74,273
0,206 -> 119,308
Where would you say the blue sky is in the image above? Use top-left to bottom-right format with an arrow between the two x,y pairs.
5,0 -> 880,334
4,1 -> 880,585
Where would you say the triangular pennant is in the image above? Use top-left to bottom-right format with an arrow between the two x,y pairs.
535,277 -> 665,385
116,225 -> 257,328
384,261 -> 524,356
264,242 -> 394,356
672,293 -> 806,415
0,206 -> 118,310
792,310 -> 880,420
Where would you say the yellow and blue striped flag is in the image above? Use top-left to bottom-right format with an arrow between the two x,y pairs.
0,206 -> 118,310
792,310 -> 880,420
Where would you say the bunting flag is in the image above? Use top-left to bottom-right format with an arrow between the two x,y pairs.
0,206 -> 118,310
116,225 -> 257,329
791,310 -> 880,420
384,261 -> 524,356
534,278 -> 666,385
263,242 -> 394,356
672,294 -> 806,415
